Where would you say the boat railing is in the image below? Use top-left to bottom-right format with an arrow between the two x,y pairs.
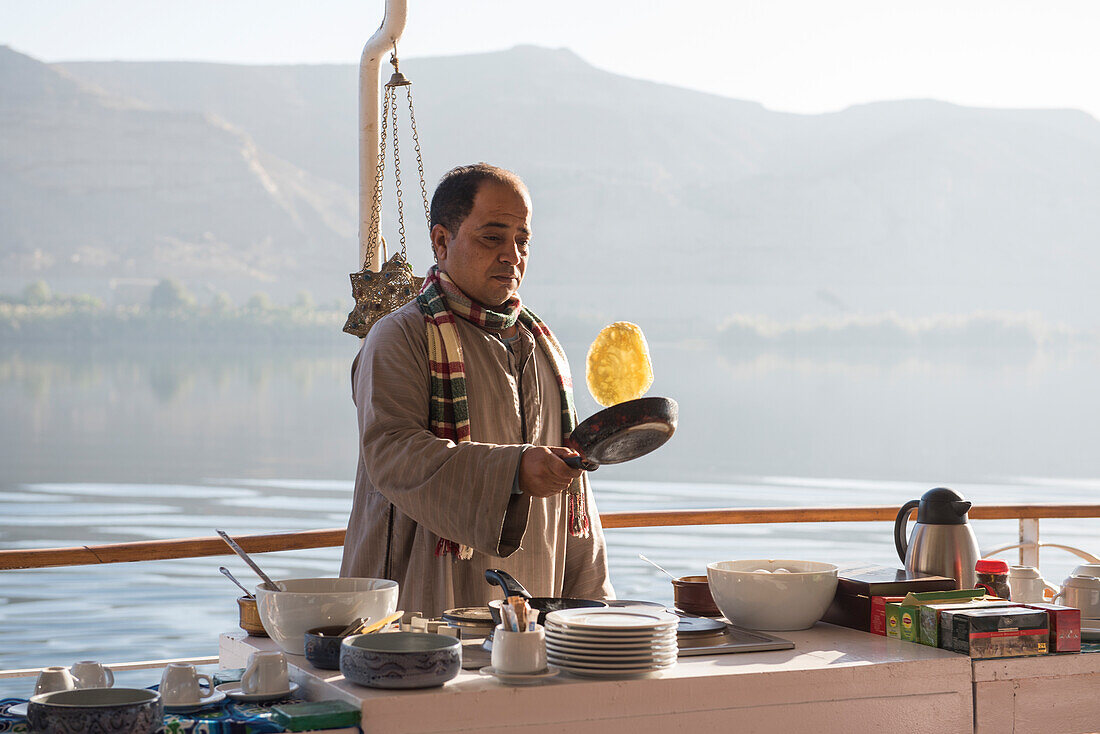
2,503 -> 1099,571
2,503 -> 1097,680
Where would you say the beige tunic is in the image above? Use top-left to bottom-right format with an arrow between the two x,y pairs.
340,300 -> 614,617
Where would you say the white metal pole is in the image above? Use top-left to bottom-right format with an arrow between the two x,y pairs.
359,0 -> 408,272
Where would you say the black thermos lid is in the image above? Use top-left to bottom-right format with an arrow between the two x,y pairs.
917,487 -> 972,525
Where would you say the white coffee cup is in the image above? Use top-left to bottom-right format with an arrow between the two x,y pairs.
241,650 -> 289,695
71,660 -> 115,689
1008,566 -> 1057,604
491,624 -> 547,674
34,666 -> 76,696
159,663 -> 214,705
1053,575 -> 1100,618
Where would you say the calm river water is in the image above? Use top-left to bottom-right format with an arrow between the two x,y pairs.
2,340 -> 1098,696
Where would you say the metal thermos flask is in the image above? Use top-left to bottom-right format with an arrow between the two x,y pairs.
894,487 -> 981,589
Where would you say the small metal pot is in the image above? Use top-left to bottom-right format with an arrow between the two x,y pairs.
237,595 -> 268,636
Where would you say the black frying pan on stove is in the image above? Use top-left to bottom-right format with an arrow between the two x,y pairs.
485,569 -> 607,626
561,396 -> 678,471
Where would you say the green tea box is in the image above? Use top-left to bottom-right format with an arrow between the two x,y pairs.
890,589 -> 986,643
271,700 -> 362,732
919,599 -> 1015,647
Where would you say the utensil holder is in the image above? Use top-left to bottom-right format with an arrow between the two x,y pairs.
490,624 -> 547,674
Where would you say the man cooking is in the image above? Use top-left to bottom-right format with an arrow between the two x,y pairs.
340,163 -> 614,618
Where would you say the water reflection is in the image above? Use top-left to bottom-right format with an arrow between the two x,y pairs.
1,341 -> 1099,693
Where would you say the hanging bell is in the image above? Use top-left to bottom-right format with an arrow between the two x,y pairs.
386,70 -> 411,88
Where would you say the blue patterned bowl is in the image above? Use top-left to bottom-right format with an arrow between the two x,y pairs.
305,625 -> 350,670
340,632 -> 461,689
28,687 -> 162,734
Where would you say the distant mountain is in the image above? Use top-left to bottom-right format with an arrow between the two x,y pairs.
3,44 -> 1100,328
0,46 -> 355,299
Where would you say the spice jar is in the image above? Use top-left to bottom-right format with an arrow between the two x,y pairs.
975,558 -> 1011,598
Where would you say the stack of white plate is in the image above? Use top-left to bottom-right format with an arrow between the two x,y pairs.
544,607 -> 679,677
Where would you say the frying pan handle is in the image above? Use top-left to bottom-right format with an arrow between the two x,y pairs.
563,455 -> 598,471
484,569 -> 533,599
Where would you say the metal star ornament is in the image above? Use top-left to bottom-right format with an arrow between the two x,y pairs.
343,252 -> 425,338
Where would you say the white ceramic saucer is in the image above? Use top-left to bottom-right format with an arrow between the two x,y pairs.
479,666 -> 559,685
5,702 -> 28,718
215,681 -> 300,703
163,689 -> 226,713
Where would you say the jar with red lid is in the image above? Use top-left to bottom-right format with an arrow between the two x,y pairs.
975,558 -> 1011,598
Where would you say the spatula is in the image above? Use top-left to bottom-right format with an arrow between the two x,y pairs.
352,610 -> 404,635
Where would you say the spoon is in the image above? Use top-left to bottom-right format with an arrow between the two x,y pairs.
638,554 -> 677,581
216,529 -> 282,591
219,566 -> 255,599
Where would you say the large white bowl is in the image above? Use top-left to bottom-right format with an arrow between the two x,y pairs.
255,577 -> 399,655
707,559 -> 839,631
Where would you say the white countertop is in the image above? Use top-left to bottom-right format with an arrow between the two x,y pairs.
220,624 -> 974,734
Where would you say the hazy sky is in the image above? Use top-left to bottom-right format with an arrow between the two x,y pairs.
3,0 -> 1099,119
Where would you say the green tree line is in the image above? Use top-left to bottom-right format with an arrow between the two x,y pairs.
1,279 -> 353,344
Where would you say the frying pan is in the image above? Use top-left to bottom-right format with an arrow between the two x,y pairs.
484,569 -> 607,626
561,396 -> 678,471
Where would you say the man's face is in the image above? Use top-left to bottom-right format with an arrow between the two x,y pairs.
432,181 -> 532,307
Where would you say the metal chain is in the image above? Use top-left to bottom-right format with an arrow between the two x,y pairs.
364,85 -> 392,270
391,89 -> 408,259
364,44 -> 429,269
407,86 -> 432,230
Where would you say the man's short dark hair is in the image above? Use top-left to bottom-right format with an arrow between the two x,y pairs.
430,163 -> 527,236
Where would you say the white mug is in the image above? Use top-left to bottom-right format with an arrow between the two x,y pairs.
34,666 -> 76,696
71,660 -> 115,689
159,663 -> 214,705
241,650 -> 289,695
1008,566 -> 1057,604
491,624 -> 547,674
1053,575 -> 1100,618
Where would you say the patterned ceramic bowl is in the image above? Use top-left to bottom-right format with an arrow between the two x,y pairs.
304,625 -> 350,670
28,687 -> 162,734
340,632 -> 461,689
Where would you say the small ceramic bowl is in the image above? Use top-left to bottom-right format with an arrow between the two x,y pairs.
672,575 -> 722,616
340,632 -> 461,689
238,596 -> 268,637
28,687 -> 162,734
304,625 -> 350,670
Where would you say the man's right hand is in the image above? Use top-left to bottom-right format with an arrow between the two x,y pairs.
519,446 -> 584,498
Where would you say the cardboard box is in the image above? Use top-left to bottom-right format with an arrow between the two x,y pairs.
823,565 -> 957,632
952,607 -> 1049,658
920,599 -> 1015,647
885,589 -> 987,643
1022,602 -> 1082,653
885,600 -> 916,640
871,595 -> 905,636
271,700 -> 362,732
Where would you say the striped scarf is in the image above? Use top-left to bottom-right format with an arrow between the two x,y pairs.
416,265 -> 591,559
